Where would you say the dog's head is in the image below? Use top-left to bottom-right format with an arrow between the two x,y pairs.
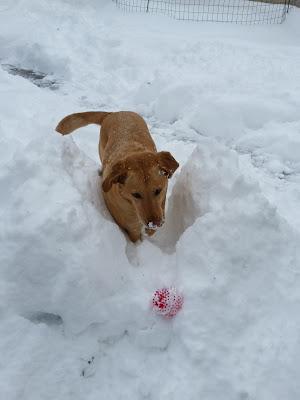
102,151 -> 179,231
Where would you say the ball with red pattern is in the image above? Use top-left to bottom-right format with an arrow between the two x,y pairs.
152,287 -> 184,318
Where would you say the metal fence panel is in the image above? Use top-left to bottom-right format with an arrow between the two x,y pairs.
114,0 -> 291,24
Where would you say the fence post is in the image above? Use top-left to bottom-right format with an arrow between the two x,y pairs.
281,0 -> 288,22
146,0 -> 150,12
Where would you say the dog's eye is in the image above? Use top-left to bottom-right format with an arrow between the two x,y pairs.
132,192 -> 142,199
159,169 -> 168,176
154,188 -> 162,196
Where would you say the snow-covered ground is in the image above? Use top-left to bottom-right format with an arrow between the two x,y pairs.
1,1 -> 300,399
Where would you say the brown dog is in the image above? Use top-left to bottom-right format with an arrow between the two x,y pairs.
56,111 -> 179,242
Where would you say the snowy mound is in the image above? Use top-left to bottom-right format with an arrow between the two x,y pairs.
2,127 -> 300,398
175,145 -> 300,398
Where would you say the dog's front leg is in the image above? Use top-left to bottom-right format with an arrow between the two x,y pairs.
127,229 -> 142,243
145,228 -> 156,237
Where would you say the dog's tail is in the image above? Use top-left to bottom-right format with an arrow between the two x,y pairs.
55,111 -> 111,135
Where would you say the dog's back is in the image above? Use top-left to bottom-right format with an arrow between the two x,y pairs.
56,111 -> 156,166
100,112 -> 156,166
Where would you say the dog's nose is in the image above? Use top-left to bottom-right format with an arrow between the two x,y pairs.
147,218 -> 163,229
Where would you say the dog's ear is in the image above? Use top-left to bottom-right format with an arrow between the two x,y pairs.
157,151 -> 179,178
102,161 -> 128,192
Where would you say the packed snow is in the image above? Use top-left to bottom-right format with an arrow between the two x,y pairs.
1,1 -> 300,399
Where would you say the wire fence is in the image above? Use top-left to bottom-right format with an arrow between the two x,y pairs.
114,0 -> 291,24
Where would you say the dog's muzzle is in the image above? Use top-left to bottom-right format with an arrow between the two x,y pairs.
146,218 -> 164,230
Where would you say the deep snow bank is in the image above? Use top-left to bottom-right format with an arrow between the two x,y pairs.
174,143 -> 300,398
1,116 -> 300,398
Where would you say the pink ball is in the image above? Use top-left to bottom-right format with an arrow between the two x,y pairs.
152,287 -> 184,318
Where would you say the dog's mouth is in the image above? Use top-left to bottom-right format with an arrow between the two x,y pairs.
144,218 -> 165,231
146,221 -> 159,230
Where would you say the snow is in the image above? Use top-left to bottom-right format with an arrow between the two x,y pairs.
1,1 -> 300,399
